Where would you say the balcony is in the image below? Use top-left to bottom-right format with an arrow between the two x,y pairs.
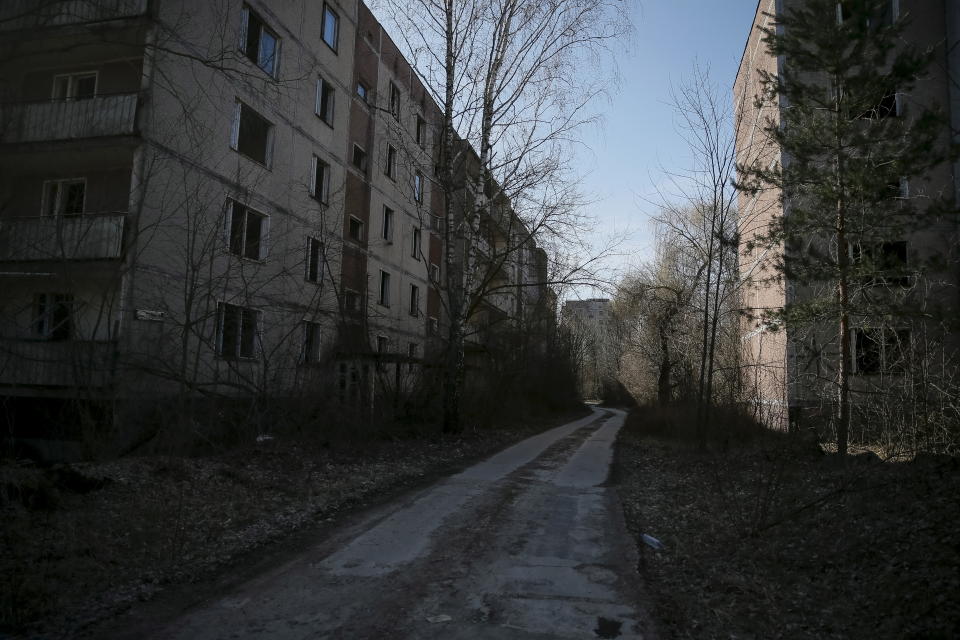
0,213 -> 125,261
0,0 -> 148,31
0,94 -> 139,144
0,339 -> 115,388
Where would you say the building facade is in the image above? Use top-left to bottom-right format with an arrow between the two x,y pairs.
734,0 -> 960,430
0,0 -> 551,450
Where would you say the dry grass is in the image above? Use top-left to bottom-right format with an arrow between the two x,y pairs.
616,405 -> 960,640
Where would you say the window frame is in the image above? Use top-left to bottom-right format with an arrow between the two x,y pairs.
305,236 -> 322,283
348,215 -> 364,243
315,76 -> 335,125
321,3 -> 339,52
413,171 -> 424,203
352,143 -> 368,172
378,269 -> 391,307
216,301 -> 260,360
51,71 -> 97,100
226,199 -> 270,261
409,283 -> 420,317
356,81 -> 369,104
240,5 -> 280,77
302,320 -> 323,364
385,144 -> 397,180
33,293 -> 75,341
376,335 -> 389,354
415,114 -> 426,148
389,82 -> 400,121
231,100 -> 275,167
408,342 -> 418,371
411,227 -> 421,260
41,177 -> 86,217
430,262 -> 441,285
853,327 -> 910,376
382,206 -> 394,243
312,154 -> 331,204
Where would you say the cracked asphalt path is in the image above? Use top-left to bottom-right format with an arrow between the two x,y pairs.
136,407 -> 653,639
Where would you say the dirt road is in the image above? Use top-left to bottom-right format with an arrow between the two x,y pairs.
127,407 -> 653,639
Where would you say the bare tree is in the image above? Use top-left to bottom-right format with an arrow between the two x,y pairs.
374,0 -> 631,431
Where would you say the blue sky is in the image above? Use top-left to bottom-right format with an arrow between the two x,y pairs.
576,0 -> 760,290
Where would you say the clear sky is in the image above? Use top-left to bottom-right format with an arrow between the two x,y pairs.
575,0 -> 760,293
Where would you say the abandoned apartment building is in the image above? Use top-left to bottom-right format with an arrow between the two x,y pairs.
0,0 -> 553,452
735,0 -> 960,429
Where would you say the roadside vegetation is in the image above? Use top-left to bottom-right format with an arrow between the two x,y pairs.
615,404 -> 960,640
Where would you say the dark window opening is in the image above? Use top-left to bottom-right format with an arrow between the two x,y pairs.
313,156 -> 330,203
34,293 -> 74,341
306,237 -> 321,283
303,321 -> 322,364
382,206 -> 394,242
352,144 -> 367,172
409,284 -> 419,316
228,201 -> 267,260
416,114 -> 426,147
386,145 -> 397,179
853,240 -> 909,286
218,302 -> 258,360
42,179 -> 85,217
234,102 -> 273,165
389,82 -> 400,120
379,270 -> 391,306
348,216 -> 364,242
855,327 -> 910,375
316,77 -> 335,124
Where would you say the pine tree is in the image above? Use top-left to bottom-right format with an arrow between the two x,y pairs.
737,0 -> 951,455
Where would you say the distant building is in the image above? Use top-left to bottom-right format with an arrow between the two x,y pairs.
562,298 -> 614,399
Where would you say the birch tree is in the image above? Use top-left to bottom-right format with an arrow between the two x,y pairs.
377,0 -> 631,431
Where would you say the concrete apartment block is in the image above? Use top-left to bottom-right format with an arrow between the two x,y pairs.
0,0 -> 552,450
734,0 -> 960,430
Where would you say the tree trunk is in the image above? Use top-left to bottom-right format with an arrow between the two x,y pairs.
837,235 -> 851,457
658,328 -> 672,405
